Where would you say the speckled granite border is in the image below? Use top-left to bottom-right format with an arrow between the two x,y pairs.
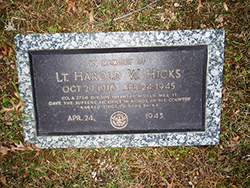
15,29 -> 224,148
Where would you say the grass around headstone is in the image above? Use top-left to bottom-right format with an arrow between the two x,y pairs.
0,0 -> 249,187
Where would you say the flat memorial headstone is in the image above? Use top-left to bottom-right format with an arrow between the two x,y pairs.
15,29 -> 224,148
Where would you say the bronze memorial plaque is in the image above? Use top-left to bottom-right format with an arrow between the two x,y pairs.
29,45 -> 207,136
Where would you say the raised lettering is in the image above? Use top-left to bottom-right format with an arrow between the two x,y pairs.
75,71 -> 83,81
176,69 -> 181,78
147,68 -> 155,79
169,70 -> 175,78
128,69 -> 140,80
56,72 -> 68,82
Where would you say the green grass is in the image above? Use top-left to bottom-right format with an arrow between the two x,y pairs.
1,0 -> 250,187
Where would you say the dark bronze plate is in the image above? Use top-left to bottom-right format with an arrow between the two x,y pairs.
29,45 -> 207,136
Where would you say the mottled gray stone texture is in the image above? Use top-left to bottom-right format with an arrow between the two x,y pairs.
15,29 -> 224,148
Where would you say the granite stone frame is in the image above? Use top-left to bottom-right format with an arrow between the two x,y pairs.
15,29 -> 225,148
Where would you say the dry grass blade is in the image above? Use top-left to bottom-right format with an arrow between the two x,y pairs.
223,2 -> 229,11
114,0 -> 160,21
0,176 -> 8,187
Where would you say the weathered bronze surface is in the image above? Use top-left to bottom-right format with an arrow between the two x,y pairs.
29,46 -> 207,136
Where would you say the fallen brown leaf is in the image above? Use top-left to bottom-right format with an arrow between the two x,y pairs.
14,141 -> 33,151
228,141 -> 240,147
223,167 -> 232,172
0,43 -> 8,55
0,145 -> 10,157
0,42 -> 13,57
218,156 -> 225,161
232,136 -> 240,141
10,141 -> 40,157
23,172 -> 28,180
66,0 -> 76,13
0,97 -> 24,114
88,10 -> 95,23
221,102 -> 226,110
